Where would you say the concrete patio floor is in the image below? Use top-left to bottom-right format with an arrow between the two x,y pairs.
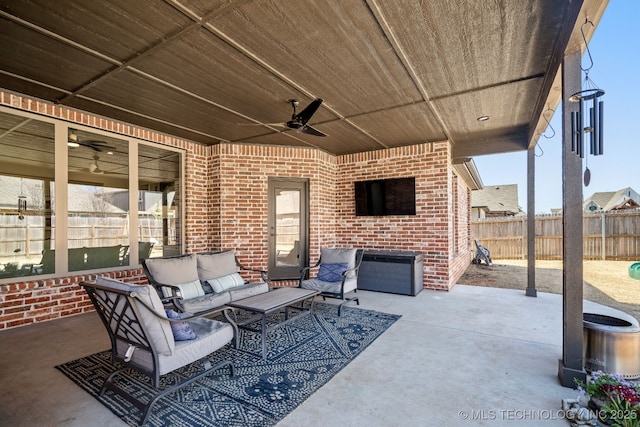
0,284 -> 628,426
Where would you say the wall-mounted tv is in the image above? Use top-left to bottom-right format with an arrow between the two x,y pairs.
354,177 -> 416,216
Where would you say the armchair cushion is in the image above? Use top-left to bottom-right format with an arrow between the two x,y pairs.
317,262 -> 349,282
197,251 -> 238,280
143,254 -> 199,285
207,272 -> 245,293
95,277 -> 175,356
321,248 -> 357,277
165,309 -> 196,341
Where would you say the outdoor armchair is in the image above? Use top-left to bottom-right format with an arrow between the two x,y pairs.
81,277 -> 235,425
299,248 -> 364,316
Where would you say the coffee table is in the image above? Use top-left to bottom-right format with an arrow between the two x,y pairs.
226,287 -> 320,360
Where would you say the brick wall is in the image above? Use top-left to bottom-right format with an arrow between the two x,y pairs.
336,142 -> 465,290
0,269 -> 147,329
0,91 -> 206,329
211,144 -> 337,282
0,90 -> 473,330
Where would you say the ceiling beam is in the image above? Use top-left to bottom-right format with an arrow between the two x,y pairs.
526,0 -> 584,148
366,0 -> 454,145
451,131 -> 529,159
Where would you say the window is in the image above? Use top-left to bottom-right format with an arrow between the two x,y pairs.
0,112 -> 55,278
0,108 -> 183,281
138,143 -> 182,260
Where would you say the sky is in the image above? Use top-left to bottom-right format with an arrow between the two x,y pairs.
473,1 -> 639,214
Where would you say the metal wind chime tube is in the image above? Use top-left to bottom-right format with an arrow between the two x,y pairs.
570,80 -> 605,158
569,19 -> 605,160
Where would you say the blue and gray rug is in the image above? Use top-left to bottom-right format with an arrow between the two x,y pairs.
56,303 -> 401,426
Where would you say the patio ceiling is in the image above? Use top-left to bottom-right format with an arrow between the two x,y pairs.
0,0 -> 607,161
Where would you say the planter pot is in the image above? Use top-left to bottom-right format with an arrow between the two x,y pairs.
583,313 -> 640,379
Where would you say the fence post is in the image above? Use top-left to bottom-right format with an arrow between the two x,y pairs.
25,223 -> 30,256
521,216 -> 526,259
601,211 -> 606,260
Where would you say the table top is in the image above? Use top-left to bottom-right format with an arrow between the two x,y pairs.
227,287 -> 319,313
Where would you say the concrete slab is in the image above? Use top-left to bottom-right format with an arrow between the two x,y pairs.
1,285 -> 626,426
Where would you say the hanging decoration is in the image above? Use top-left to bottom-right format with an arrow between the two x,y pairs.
569,19 -> 605,170
18,195 -> 27,220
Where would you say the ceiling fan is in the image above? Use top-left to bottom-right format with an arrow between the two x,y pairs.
89,154 -> 105,174
243,98 -> 327,137
283,98 -> 327,137
68,129 -> 117,152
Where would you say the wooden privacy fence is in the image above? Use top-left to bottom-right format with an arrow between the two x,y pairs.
0,214 -> 163,258
472,209 -> 640,261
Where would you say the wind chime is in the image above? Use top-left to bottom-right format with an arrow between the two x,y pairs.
569,19 -> 605,186
17,178 -> 27,220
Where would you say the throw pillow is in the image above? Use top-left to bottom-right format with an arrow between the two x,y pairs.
317,262 -> 349,282
161,279 -> 205,300
207,272 -> 245,293
165,309 -> 196,341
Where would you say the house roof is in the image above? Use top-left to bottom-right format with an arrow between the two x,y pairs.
471,184 -> 521,215
0,0 -> 607,162
584,187 -> 639,211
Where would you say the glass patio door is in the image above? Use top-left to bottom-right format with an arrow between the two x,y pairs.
268,178 -> 308,280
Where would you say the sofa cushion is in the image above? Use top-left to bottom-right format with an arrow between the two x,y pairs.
182,292 -> 231,313
161,279 -> 204,300
197,251 -> 238,280
228,281 -> 270,301
95,277 -> 174,356
207,272 -> 245,293
317,262 -> 349,282
165,309 -> 196,341
144,254 -> 199,285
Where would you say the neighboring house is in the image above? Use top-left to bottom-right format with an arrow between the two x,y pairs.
583,187 -> 640,213
471,184 -> 523,219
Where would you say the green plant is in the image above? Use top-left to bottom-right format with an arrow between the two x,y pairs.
576,371 -> 640,427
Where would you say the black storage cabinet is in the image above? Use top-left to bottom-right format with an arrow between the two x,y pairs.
358,250 -> 424,296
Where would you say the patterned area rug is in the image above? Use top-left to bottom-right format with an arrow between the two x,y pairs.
56,303 -> 401,426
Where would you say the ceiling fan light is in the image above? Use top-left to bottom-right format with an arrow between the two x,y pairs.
477,115 -> 490,122
67,141 -> 80,148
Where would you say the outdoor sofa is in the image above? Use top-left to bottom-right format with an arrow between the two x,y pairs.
141,250 -> 269,315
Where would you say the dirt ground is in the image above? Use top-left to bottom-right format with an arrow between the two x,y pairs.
458,259 -> 640,322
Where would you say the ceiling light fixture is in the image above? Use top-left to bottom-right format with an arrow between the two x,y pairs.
477,115 -> 490,122
68,129 -> 80,147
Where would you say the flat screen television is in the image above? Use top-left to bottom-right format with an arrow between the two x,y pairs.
354,177 -> 416,216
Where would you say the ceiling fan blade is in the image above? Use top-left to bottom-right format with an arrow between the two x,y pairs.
295,98 -> 323,125
238,122 -> 287,127
301,124 -> 327,137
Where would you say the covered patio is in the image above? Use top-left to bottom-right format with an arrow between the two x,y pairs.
0,0 -> 613,422
1,285 -> 630,425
